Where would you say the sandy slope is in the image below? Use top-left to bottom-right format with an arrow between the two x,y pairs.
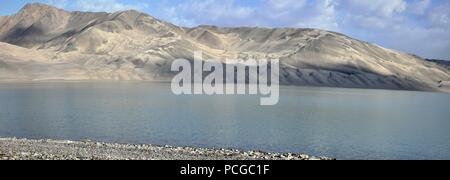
0,3 -> 449,92
0,16 -> 6,26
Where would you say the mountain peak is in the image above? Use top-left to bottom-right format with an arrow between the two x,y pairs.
113,9 -> 147,19
15,3 -> 70,21
20,3 -> 64,12
17,3 -> 70,19
119,9 -> 142,14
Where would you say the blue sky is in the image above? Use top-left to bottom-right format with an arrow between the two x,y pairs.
1,0 -> 449,60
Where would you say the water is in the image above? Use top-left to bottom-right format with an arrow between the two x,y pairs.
1,82 -> 450,160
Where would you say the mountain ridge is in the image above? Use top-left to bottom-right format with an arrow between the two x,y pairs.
0,3 -> 449,92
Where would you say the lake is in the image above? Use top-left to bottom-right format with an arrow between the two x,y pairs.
0,82 -> 450,160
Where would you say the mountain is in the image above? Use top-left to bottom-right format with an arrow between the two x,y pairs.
0,16 -> 6,25
427,59 -> 450,69
1,3 -> 449,92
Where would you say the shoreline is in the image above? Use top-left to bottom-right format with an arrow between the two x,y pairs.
0,137 -> 334,160
0,80 -> 448,95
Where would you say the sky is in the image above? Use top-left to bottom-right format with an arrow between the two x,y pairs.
0,0 -> 449,60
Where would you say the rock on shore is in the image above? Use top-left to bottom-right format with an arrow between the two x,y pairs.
0,138 -> 333,160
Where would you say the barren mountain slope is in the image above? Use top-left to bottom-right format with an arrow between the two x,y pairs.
184,26 -> 450,91
0,16 -> 7,26
0,3 -> 449,92
428,59 -> 450,70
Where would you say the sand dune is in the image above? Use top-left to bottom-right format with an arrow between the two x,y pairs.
0,3 -> 449,92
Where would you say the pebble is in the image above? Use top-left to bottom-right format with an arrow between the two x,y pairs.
0,137 -> 334,160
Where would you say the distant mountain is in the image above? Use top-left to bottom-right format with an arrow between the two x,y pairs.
427,59 -> 450,69
1,3 -> 449,92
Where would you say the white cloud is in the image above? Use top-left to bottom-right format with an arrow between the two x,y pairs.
47,0 -> 68,9
75,0 -> 148,12
47,0 -> 148,12
266,0 -> 307,11
428,3 -> 450,28
156,0 -> 339,31
295,0 -> 339,30
408,0 -> 431,15
259,0 -> 339,30
159,0 -> 255,27
378,26 -> 450,60
335,0 -> 450,59
339,0 -> 408,31
343,0 -> 407,18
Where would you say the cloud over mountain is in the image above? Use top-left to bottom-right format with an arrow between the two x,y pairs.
48,0 -> 149,12
129,0 -> 448,60
3,0 -> 443,59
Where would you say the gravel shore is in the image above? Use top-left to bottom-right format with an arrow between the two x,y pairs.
0,137 -> 333,160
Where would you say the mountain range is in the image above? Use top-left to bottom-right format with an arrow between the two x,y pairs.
1,3 -> 449,92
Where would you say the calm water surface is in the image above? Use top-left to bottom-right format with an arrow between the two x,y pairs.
0,82 -> 450,160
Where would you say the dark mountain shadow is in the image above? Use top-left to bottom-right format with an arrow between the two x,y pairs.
3,24 -> 45,47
